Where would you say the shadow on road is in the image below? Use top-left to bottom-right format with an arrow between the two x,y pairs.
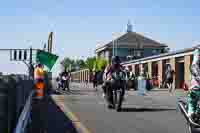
55,89 -> 96,95
45,97 -> 79,133
69,89 -> 97,93
120,107 -> 176,112
30,96 -> 79,133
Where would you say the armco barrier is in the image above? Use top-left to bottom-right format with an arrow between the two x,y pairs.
0,74 -> 34,133
8,75 -> 33,133
14,90 -> 34,133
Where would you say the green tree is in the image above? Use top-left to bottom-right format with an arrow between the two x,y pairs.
75,59 -> 86,69
85,57 -> 96,71
60,57 -> 70,69
61,56 -> 108,72
95,57 -> 108,71
60,57 -> 74,70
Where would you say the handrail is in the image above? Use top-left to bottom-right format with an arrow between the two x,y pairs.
14,90 -> 35,133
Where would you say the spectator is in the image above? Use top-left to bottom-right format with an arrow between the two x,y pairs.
165,64 -> 175,93
92,70 -> 98,90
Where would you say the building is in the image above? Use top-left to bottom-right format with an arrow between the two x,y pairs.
71,22 -> 199,89
95,22 -> 169,62
122,45 -> 200,89
71,45 -> 199,89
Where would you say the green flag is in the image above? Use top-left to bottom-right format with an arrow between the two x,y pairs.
36,50 -> 58,71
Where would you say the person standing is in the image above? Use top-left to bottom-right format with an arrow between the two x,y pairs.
32,63 -> 46,133
34,63 -> 45,99
92,70 -> 98,90
60,70 -> 70,91
165,64 -> 175,93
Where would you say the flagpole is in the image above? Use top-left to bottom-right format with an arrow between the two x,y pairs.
29,46 -> 34,79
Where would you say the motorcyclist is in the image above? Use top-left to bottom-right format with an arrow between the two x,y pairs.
102,56 -> 125,109
187,48 -> 200,120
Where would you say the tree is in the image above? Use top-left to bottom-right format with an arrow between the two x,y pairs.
84,57 -> 108,71
60,57 -> 74,71
61,56 -> 108,72
75,59 -> 86,69
85,57 -> 96,71
95,57 -> 108,71
61,57 -> 87,72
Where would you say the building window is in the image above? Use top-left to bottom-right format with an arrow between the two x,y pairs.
100,53 -> 104,58
136,51 -> 141,57
152,50 -> 157,55
128,49 -> 134,55
128,49 -> 143,59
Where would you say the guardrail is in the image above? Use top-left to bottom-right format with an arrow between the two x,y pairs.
14,90 -> 34,133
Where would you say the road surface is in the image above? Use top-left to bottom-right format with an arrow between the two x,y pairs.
50,82 -> 189,133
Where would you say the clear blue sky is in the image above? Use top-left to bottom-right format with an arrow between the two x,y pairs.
0,0 -> 199,74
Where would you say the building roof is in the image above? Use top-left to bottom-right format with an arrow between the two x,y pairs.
95,32 -> 168,53
122,45 -> 200,65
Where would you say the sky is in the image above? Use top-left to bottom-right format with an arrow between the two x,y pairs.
0,0 -> 199,75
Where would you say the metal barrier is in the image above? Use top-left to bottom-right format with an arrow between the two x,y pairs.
14,90 -> 34,133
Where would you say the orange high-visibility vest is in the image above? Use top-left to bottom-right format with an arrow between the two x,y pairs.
34,67 -> 45,99
35,82 -> 45,99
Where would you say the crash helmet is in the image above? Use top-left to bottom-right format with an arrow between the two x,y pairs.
111,56 -> 121,65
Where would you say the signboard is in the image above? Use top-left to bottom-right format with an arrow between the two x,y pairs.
10,49 -> 30,61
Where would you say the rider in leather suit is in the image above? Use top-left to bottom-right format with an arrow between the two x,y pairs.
102,56 -> 125,108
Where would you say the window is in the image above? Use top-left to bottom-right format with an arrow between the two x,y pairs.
152,50 -> 157,55
136,51 -> 141,57
100,53 -> 104,58
128,49 -> 143,58
128,49 -> 134,55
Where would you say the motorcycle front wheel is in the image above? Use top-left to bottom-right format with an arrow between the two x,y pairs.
113,89 -> 123,112
188,123 -> 200,133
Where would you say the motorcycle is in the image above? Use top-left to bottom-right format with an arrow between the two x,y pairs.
178,98 -> 200,133
106,71 -> 126,112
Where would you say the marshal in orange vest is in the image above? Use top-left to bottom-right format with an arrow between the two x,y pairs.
34,65 -> 45,99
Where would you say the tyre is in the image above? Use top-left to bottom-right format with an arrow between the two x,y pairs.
116,92 -> 122,112
113,90 -> 117,109
188,124 -> 200,133
106,86 -> 114,109
115,89 -> 123,112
